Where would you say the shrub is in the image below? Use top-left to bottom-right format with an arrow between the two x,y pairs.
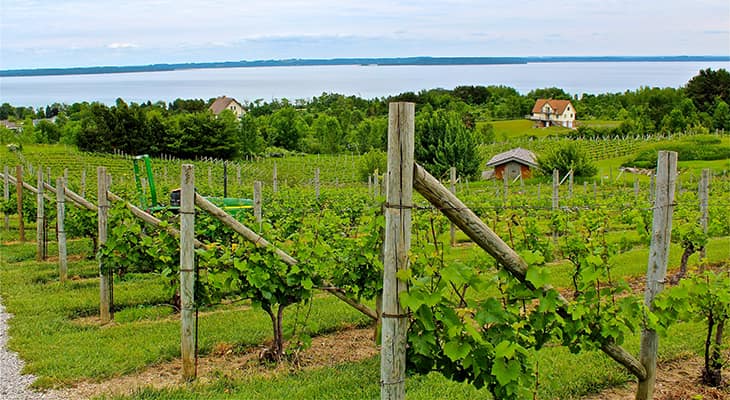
358,149 -> 387,182
537,142 -> 597,177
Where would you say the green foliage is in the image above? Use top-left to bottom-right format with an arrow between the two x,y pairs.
415,109 -> 482,178
357,149 -> 386,182
685,68 -> 730,112
623,136 -> 730,168
537,142 -> 597,177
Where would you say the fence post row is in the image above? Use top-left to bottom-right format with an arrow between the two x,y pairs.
636,151 -> 678,400
180,164 -> 197,381
380,102 -> 414,400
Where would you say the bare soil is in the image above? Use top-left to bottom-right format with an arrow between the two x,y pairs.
50,327 -> 379,400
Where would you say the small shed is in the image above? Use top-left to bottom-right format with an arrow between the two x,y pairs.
485,148 -> 538,180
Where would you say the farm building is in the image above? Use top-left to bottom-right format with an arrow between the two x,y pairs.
485,148 -> 538,180
529,99 -> 576,128
209,96 -> 246,118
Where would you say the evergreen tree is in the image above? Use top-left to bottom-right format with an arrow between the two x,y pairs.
415,110 -> 481,178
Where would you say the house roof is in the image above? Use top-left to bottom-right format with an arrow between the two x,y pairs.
209,96 -> 242,115
486,148 -> 538,168
531,99 -> 573,115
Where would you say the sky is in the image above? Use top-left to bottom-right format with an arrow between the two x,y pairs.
1,0 -> 729,70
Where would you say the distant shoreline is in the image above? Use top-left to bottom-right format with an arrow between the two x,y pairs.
2,56 -> 728,78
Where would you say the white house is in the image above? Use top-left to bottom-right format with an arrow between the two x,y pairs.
209,96 -> 246,118
529,99 -> 576,128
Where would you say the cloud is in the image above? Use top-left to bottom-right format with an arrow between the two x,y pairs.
107,43 -> 139,49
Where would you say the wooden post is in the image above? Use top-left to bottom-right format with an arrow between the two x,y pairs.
381,102 -> 414,400
450,167 -> 456,247
315,168 -> 320,199
16,166 -> 25,242
254,181 -> 262,230
368,175 -> 373,199
80,168 -> 86,197
272,163 -> 278,193
649,173 -> 655,203
36,170 -> 45,261
699,169 -> 710,261
3,165 -> 8,230
208,166 -> 212,188
552,169 -> 559,210
634,177 -> 640,201
503,172 -> 509,204
593,181 -> 598,202
57,178 -> 67,282
636,151 -> 677,400
568,169 -> 574,199
97,167 -> 112,324
180,164 -> 196,381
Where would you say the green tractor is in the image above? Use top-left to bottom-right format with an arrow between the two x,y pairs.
133,155 -> 253,218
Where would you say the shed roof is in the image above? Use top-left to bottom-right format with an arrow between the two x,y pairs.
486,148 -> 538,168
209,96 -> 242,115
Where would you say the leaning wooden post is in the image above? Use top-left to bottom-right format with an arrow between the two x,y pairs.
450,166 -> 457,247
698,169 -> 710,261
36,169 -> 46,261
380,102 -> 414,400
97,167 -> 112,324
253,181 -> 263,230
180,164 -> 197,381
4,165 -> 9,230
636,151 -> 677,400
57,178 -> 67,283
16,166 -> 25,242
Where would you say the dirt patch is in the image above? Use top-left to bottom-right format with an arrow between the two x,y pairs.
51,326 -> 378,399
583,355 -> 729,400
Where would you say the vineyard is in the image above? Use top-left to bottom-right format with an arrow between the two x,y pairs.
1,116 -> 729,399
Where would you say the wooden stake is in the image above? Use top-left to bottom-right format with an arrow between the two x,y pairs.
254,181 -> 262,230
57,178 -> 67,282
636,151 -> 678,400
180,164 -> 197,381
699,169 -> 710,261
36,170 -> 45,260
272,163 -> 278,193
16,166 -> 25,242
97,167 -> 112,324
3,165 -> 9,230
81,168 -> 86,197
450,167 -> 456,247
380,102 -> 414,400
552,169 -> 559,210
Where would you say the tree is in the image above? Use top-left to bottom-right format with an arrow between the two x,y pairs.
415,110 -> 481,178
538,142 -> 597,177
685,68 -> 730,113
237,114 -> 266,156
310,114 -> 343,154
713,99 -> 730,131
269,106 -> 307,151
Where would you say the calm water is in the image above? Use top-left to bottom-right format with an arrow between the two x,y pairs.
1,61 -> 729,108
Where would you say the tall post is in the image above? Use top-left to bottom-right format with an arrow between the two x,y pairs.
636,151 -> 677,400
236,164 -> 241,186
223,162 -> 228,198
373,171 -> 380,198
568,169 -> 574,199
254,181 -> 262,230
699,169 -> 710,260
381,102 -> 414,400
3,165 -> 9,230
315,168 -> 320,199
97,167 -> 112,324
634,177 -> 640,201
80,168 -> 86,197
57,178 -> 67,282
502,172 -> 509,204
649,173 -> 655,203
16,166 -> 25,242
368,175 -> 373,199
36,169 -> 45,260
180,164 -> 196,381
552,169 -> 559,211
450,167 -> 457,247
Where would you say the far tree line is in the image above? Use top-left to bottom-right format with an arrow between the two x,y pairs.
1,68 -> 729,179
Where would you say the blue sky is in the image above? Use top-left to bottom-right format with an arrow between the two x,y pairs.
1,0 -> 729,70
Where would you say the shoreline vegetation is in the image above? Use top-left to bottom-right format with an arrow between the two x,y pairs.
2,55 -> 729,78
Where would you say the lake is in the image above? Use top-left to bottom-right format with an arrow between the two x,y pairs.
1,61 -> 729,108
